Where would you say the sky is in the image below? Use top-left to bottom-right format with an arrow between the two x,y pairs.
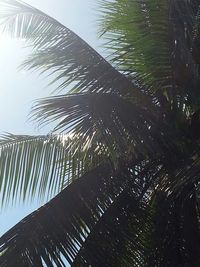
0,0 -> 101,236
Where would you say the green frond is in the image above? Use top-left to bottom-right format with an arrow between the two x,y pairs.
99,0 -> 200,113
0,0 -> 150,108
0,133 -> 87,206
0,1 -> 200,266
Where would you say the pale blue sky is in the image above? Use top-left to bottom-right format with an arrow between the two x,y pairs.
0,0 -> 100,236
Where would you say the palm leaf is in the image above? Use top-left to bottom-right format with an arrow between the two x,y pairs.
0,157 -> 166,266
32,92 -> 181,165
1,146 -> 199,266
1,1 -> 200,266
0,162 -> 132,266
0,133 -> 89,205
147,187 -> 200,266
72,191 -> 150,267
72,160 -> 164,266
0,0 -> 151,108
0,0 -> 159,210
99,0 -> 200,113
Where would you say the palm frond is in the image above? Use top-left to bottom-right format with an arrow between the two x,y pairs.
0,157 -> 165,266
147,186 -> 200,266
1,1 -> 200,266
0,133 -> 88,205
99,0 -> 200,113
74,155 -> 200,267
0,163 -> 132,266
1,146 -> 199,266
32,92 -> 179,162
72,191 -> 150,267
0,0 -> 151,108
72,160 -> 164,266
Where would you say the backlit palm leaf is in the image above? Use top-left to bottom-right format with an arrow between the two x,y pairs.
0,0 -> 150,106
0,133 -> 89,205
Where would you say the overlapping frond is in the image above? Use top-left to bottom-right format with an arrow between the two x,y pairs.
0,163 -> 129,266
72,159 -> 163,266
99,0 -> 200,113
0,138 -> 200,266
32,92 -> 176,161
147,187 -> 200,266
0,0 -> 200,266
1,152 -> 199,266
0,159 -> 163,267
72,192 -> 150,267
0,0 -> 151,107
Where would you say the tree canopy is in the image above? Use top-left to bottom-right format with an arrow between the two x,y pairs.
0,0 -> 200,266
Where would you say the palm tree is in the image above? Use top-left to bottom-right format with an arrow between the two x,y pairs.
0,0 -> 200,266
